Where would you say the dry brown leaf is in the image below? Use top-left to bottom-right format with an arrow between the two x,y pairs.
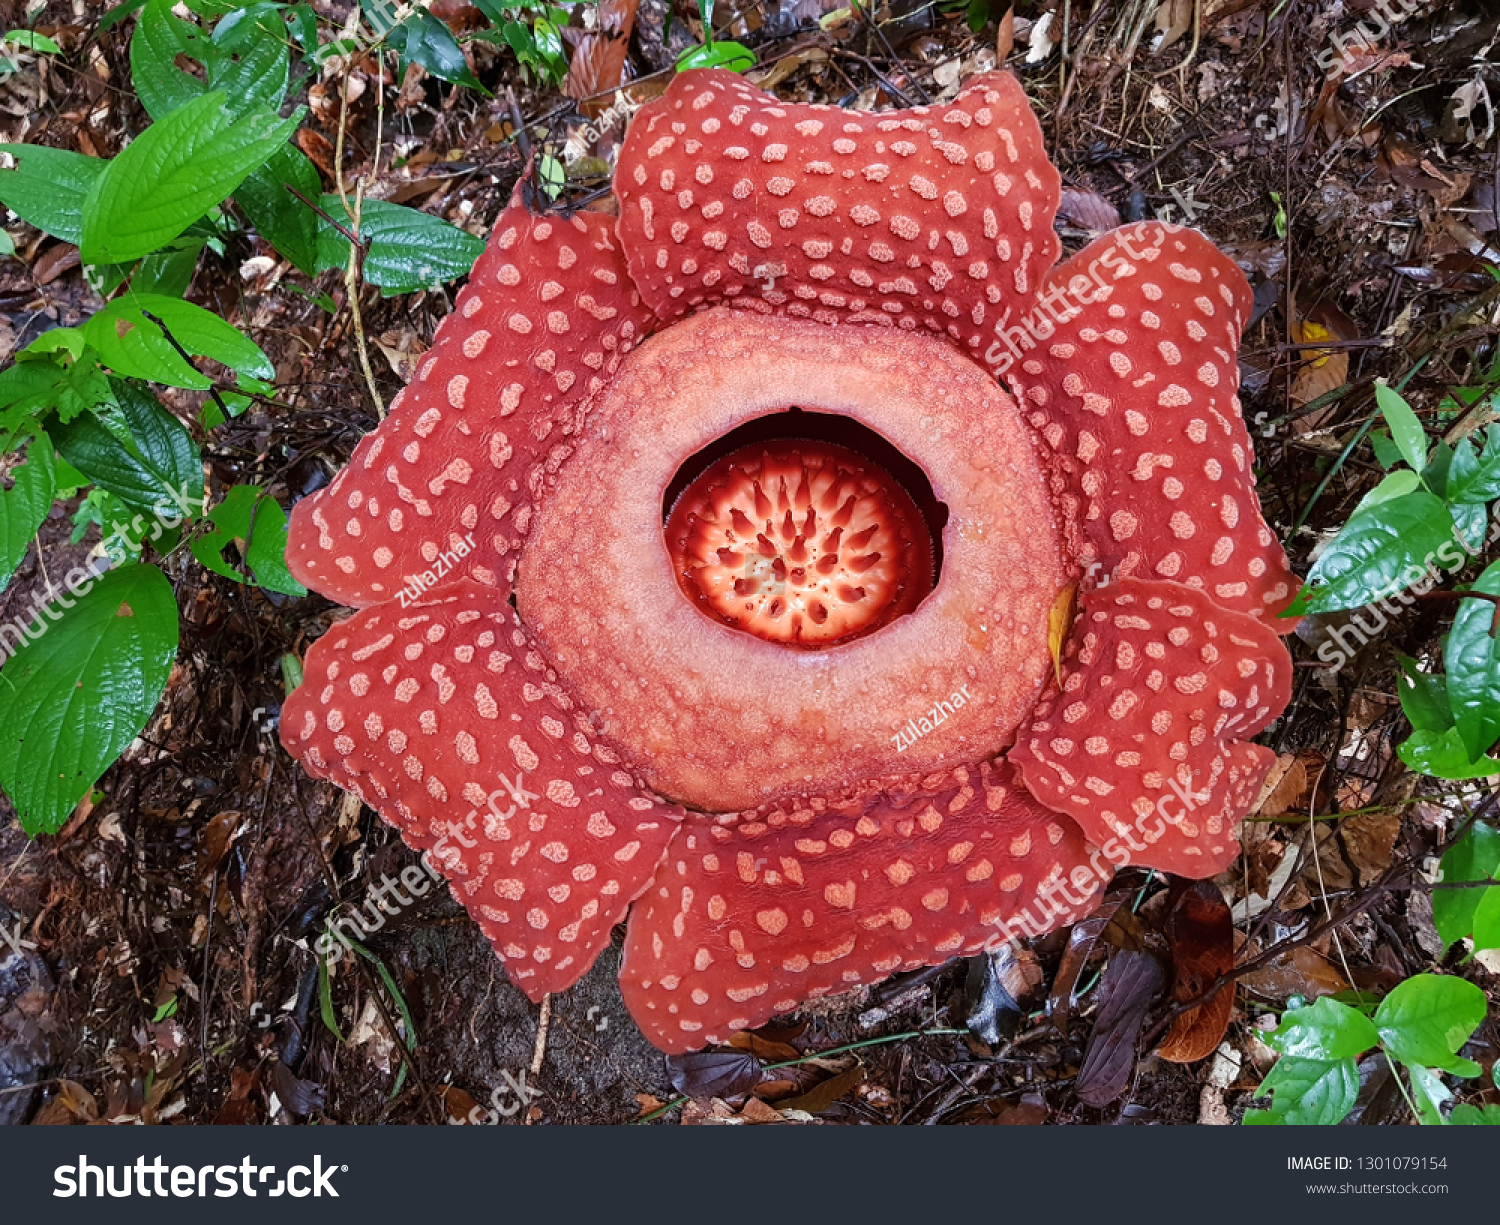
995,5 -> 1015,63
1339,811 -> 1400,886
1253,753 -> 1308,819
726,1030 -> 801,1062
962,1092 -> 1048,1124
774,1062 -> 862,1115
31,243 -> 79,286
563,34 -> 629,109
442,1085 -> 481,1124
296,128 -> 336,180
1057,186 -> 1121,235
1152,0 -> 1193,54
749,45 -> 829,94
1289,317 -> 1349,418
1238,945 -> 1350,1003
1158,882 -> 1236,1064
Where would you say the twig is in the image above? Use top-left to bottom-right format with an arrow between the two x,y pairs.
139,308 -> 232,427
854,0 -> 928,104
1408,590 -> 1500,637
285,184 -> 364,249
331,37 -> 385,421
522,992 -> 551,1127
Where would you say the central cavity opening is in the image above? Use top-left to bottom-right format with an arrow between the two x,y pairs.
662,410 -> 947,649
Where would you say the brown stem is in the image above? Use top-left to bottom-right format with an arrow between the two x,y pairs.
139,309 -> 231,430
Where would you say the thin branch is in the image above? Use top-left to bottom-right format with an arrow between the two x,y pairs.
139,308 -> 232,428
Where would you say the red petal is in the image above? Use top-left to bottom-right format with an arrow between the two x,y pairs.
285,200 -> 656,607
618,761 -> 1099,1053
999,221 -> 1299,628
615,68 -> 1058,357
1009,577 -> 1289,878
279,581 -> 683,998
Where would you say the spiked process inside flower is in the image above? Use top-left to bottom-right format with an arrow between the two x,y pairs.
281,66 -> 1298,1053
664,436 -> 934,648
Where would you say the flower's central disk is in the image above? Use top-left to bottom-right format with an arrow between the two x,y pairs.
665,440 -> 933,648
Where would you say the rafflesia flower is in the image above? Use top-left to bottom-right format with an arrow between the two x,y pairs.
280,69 -> 1298,1053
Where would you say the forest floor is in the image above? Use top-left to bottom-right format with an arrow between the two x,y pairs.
1,0 -> 1498,1125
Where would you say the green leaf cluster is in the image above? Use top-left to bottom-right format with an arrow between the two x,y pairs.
1245,976 -> 1488,1126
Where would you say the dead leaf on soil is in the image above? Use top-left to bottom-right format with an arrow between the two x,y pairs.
1288,315 -> 1350,420
773,1061 -> 863,1115
666,1048 -> 762,1100
1057,186 -> 1121,235
962,1091 -> 1048,1125
1238,945 -> 1350,1003
1076,948 -> 1167,1107
1339,810 -> 1400,886
1158,882 -> 1235,1064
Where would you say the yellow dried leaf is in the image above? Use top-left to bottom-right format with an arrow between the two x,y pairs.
1048,583 -> 1078,687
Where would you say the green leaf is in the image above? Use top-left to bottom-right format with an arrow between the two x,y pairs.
129,0 -> 209,120
1450,1103 -> 1500,1124
283,4 -> 319,55
1476,885 -> 1500,954
1403,1061 -> 1452,1126
199,391 -> 250,430
1433,822 -> 1500,951
1373,975 -> 1486,1076
1395,655 -> 1452,734
676,40 -> 756,72
1244,1057 -> 1359,1126
4,30 -> 62,54
1375,382 -> 1428,472
0,350 -> 115,432
99,0 -> 152,35
1397,727 -> 1500,780
0,433 -> 55,594
1450,502 -> 1488,553
387,10 -> 488,92
82,293 -> 272,389
1420,442 -> 1454,498
79,91 -> 301,265
189,484 -> 305,596
131,238 -> 205,298
243,497 -> 304,596
1446,435 -> 1500,505
208,4 -> 291,117
0,144 -> 106,245
1445,560 -> 1500,762
1350,468 -> 1420,517
316,197 -> 484,294
1369,429 -> 1404,470
0,565 -> 179,836
317,947 -> 344,1041
1264,996 -> 1380,1061
1290,491 -> 1461,615
233,143 -> 321,274
51,382 -> 203,517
